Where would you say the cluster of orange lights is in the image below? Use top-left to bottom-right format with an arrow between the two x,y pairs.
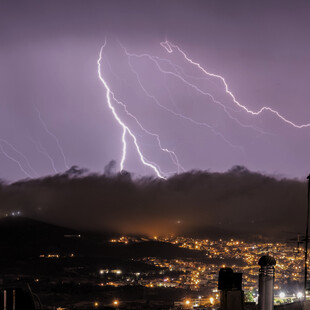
184,296 -> 216,307
94,300 -> 119,307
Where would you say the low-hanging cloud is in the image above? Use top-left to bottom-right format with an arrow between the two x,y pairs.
0,165 -> 307,239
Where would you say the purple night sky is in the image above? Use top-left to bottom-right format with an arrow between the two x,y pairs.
1,0 -> 310,182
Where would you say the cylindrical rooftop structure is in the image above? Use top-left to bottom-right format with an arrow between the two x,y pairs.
258,255 -> 276,310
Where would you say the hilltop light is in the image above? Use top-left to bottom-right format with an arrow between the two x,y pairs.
113,300 -> 119,306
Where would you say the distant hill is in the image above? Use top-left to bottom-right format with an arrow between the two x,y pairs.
0,217 -> 247,265
0,216 -> 81,258
0,216 -> 245,280
0,216 -> 77,237
0,217 -> 204,260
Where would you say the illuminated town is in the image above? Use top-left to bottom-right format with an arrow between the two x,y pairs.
0,215 -> 307,309
106,235 -> 304,305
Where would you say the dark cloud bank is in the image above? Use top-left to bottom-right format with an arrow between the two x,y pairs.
0,164 -> 307,240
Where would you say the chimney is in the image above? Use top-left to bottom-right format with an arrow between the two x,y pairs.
218,267 -> 243,310
258,255 -> 276,310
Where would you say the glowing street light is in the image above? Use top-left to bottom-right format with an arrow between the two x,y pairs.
113,300 -> 119,308
279,292 -> 285,299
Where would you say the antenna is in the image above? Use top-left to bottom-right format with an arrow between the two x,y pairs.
304,174 -> 310,299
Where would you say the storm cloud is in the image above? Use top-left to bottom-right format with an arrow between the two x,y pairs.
0,166 -> 306,239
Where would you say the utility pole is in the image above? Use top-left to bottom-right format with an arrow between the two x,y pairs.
304,174 -> 310,299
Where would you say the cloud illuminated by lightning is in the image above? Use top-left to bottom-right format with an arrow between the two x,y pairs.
161,40 -> 310,129
97,41 -> 166,179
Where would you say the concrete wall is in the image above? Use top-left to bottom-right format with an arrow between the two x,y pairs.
244,302 -> 257,310
220,290 -> 244,310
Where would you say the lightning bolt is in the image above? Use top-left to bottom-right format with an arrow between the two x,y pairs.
0,139 -> 39,177
35,108 -> 70,170
121,48 -> 266,135
119,43 -> 243,151
0,141 -> 33,178
161,40 -> 310,129
102,51 -> 185,174
97,41 -> 166,179
28,137 -> 58,174
108,91 -> 181,176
